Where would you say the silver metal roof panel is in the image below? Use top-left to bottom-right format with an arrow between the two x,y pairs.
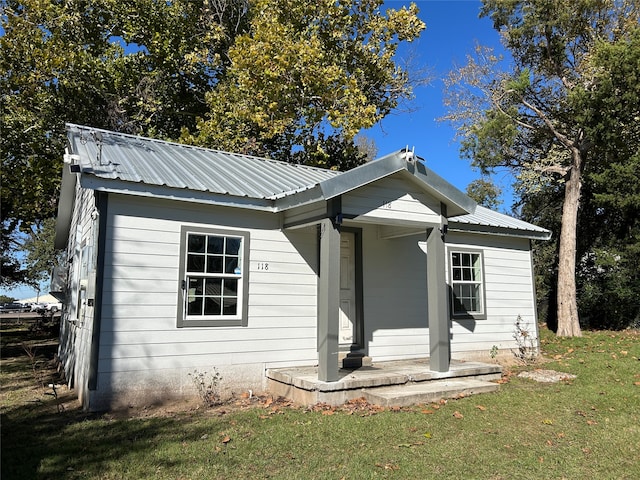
449,205 -> 552,240
67,124 -> 340,201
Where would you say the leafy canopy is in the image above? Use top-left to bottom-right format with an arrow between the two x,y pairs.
188,0 -> 424,168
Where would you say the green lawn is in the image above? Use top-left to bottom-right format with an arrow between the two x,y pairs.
2,321 -> 639,479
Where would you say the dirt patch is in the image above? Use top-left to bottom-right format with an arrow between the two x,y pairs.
518,369 -> 577,383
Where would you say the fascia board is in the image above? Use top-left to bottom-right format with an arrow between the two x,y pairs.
79,175 -> 277,212
411,161 -> 477,216
448,224 -> 552,240
54,165 -> 78,249
275,152 -> 408,211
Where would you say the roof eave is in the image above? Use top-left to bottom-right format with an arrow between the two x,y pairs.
54,164 -> 78,249
80,175 -> 277,212
275,151 -> 477,217
448,223 -> 552,240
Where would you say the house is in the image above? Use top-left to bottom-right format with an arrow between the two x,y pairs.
54,124 -> 550,411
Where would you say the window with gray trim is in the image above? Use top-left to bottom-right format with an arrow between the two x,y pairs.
178,226 -> 249,327
450,250 -> 485,318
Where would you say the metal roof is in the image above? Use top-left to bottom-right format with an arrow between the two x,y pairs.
62,124 -> 550,240
449,205 -> 551,240
67,124 -> 340,201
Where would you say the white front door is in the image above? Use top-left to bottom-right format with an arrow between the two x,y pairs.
339,232 -> 356,345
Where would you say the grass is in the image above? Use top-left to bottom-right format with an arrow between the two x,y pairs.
2,318 -> 639,479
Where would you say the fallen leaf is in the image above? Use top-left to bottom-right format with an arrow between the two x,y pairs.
423,432 -> 432,439
476,405 -> 487,411
321,409 -> 335,416
453,411 -> 464,419
421,409 -> 435,414
221,436 -> 231,444
542,419 -> 553,425
586,420 -> 597,425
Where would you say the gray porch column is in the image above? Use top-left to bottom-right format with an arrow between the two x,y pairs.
427,216 -> 450,372
318,217 -> 341,382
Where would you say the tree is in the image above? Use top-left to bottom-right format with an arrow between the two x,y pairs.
1,0 -> 252,285
187,0 -> 425,169
443,0 -> 640,336
466,178 -> 502,210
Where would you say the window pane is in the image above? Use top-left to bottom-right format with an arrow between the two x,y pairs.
462,268 -> 472,281
473,258 -> 481,281
226,238 -> 241,255
187,297 -> 203,315
188,277 -> 203,295
462,253 -> 471,266
206,256 -> 223,273
205,278 -> 222,296
204,296 -> 221,315
225,257 -> 239,274
188,235 -> 206,253
224,278 -> 238,295
452,268 -> 461,281
208,236 -> 224,254
452,252 -> 461,266
223,298 -> 237,315
187,254 -> 205,272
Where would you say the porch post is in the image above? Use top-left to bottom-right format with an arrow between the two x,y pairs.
427,212 -> 450,372
317,217 -> 341,382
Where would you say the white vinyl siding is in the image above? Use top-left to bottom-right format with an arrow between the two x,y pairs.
92,195 -> 318,407
446,233 -> 539,358
342,174 -> 441,226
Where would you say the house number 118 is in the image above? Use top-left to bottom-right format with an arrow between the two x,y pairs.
257,262 -> 269,271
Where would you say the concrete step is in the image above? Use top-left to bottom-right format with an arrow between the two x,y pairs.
362,378 -> 499,407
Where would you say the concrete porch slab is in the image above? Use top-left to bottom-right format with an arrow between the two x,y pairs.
362,378 -> 500,407
266,358 -> 502,406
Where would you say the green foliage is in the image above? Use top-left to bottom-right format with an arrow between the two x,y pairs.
465,177 -> 503,210
189,0 -> 424,168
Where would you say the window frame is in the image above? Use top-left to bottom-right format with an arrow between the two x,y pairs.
448,248 -> 487,320
177,226 -> 250,328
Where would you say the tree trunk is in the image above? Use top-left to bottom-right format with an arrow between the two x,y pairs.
556,149 -> 583,337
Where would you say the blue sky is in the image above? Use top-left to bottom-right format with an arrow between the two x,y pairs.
2,0 -> 509,301
365,0 -> 511,203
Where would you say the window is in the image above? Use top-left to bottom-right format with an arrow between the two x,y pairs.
178,226 -> 249,327
450,250 -> 485,319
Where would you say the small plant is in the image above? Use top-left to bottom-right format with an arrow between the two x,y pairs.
512,315 -> 538,364
188,367 -> 223,406
490,345 -> 499,359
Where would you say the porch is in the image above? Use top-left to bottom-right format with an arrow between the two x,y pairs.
266,358 -> 502,407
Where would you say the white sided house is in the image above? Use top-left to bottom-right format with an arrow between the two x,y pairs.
54,124 -> 550,411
